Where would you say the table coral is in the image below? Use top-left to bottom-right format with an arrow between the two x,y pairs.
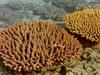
64,9 -> 100,42
0,21 -> 83,72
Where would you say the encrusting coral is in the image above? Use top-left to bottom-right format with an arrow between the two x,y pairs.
0,21 -> 83,72
64,9 -> 100,43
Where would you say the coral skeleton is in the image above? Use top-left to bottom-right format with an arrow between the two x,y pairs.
0,21 -> 83,72
64,9 -> 100,42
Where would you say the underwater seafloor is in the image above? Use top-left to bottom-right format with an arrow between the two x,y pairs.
0,0 -> 100,75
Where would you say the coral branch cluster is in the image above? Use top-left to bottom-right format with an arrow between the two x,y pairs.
64,9 -> 100,42
0,21 -> 83,72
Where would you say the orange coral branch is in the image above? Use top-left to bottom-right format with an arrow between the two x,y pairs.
0,21 -> 83,72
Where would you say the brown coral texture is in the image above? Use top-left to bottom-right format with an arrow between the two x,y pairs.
64,9 -> 100,42
0,21 -> 83,72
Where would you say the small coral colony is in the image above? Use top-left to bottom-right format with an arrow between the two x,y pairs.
0,9 -> 99,73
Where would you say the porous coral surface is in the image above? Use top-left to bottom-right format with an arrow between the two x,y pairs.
64,9 -> 100,42
0,21 -> 83,72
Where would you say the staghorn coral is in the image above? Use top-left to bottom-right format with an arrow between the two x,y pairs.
0,21 -> 83,72
64,9 -> 100,42
0,6 -> 16,22
82,3 -> 100,9
0,0 -> 45,25
51,0 -> 87,8
32,4 -> 66,21
51,0 -> 87,12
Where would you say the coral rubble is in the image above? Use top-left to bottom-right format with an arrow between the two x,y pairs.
65,47 -> 100,75
64,9 -> 100,42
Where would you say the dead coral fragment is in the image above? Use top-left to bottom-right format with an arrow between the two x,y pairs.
64,9 -> 100,42
0,21 -> 83,72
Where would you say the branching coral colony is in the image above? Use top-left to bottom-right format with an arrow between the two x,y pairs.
64,9 -> 100,43
0,21 -> 83,72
